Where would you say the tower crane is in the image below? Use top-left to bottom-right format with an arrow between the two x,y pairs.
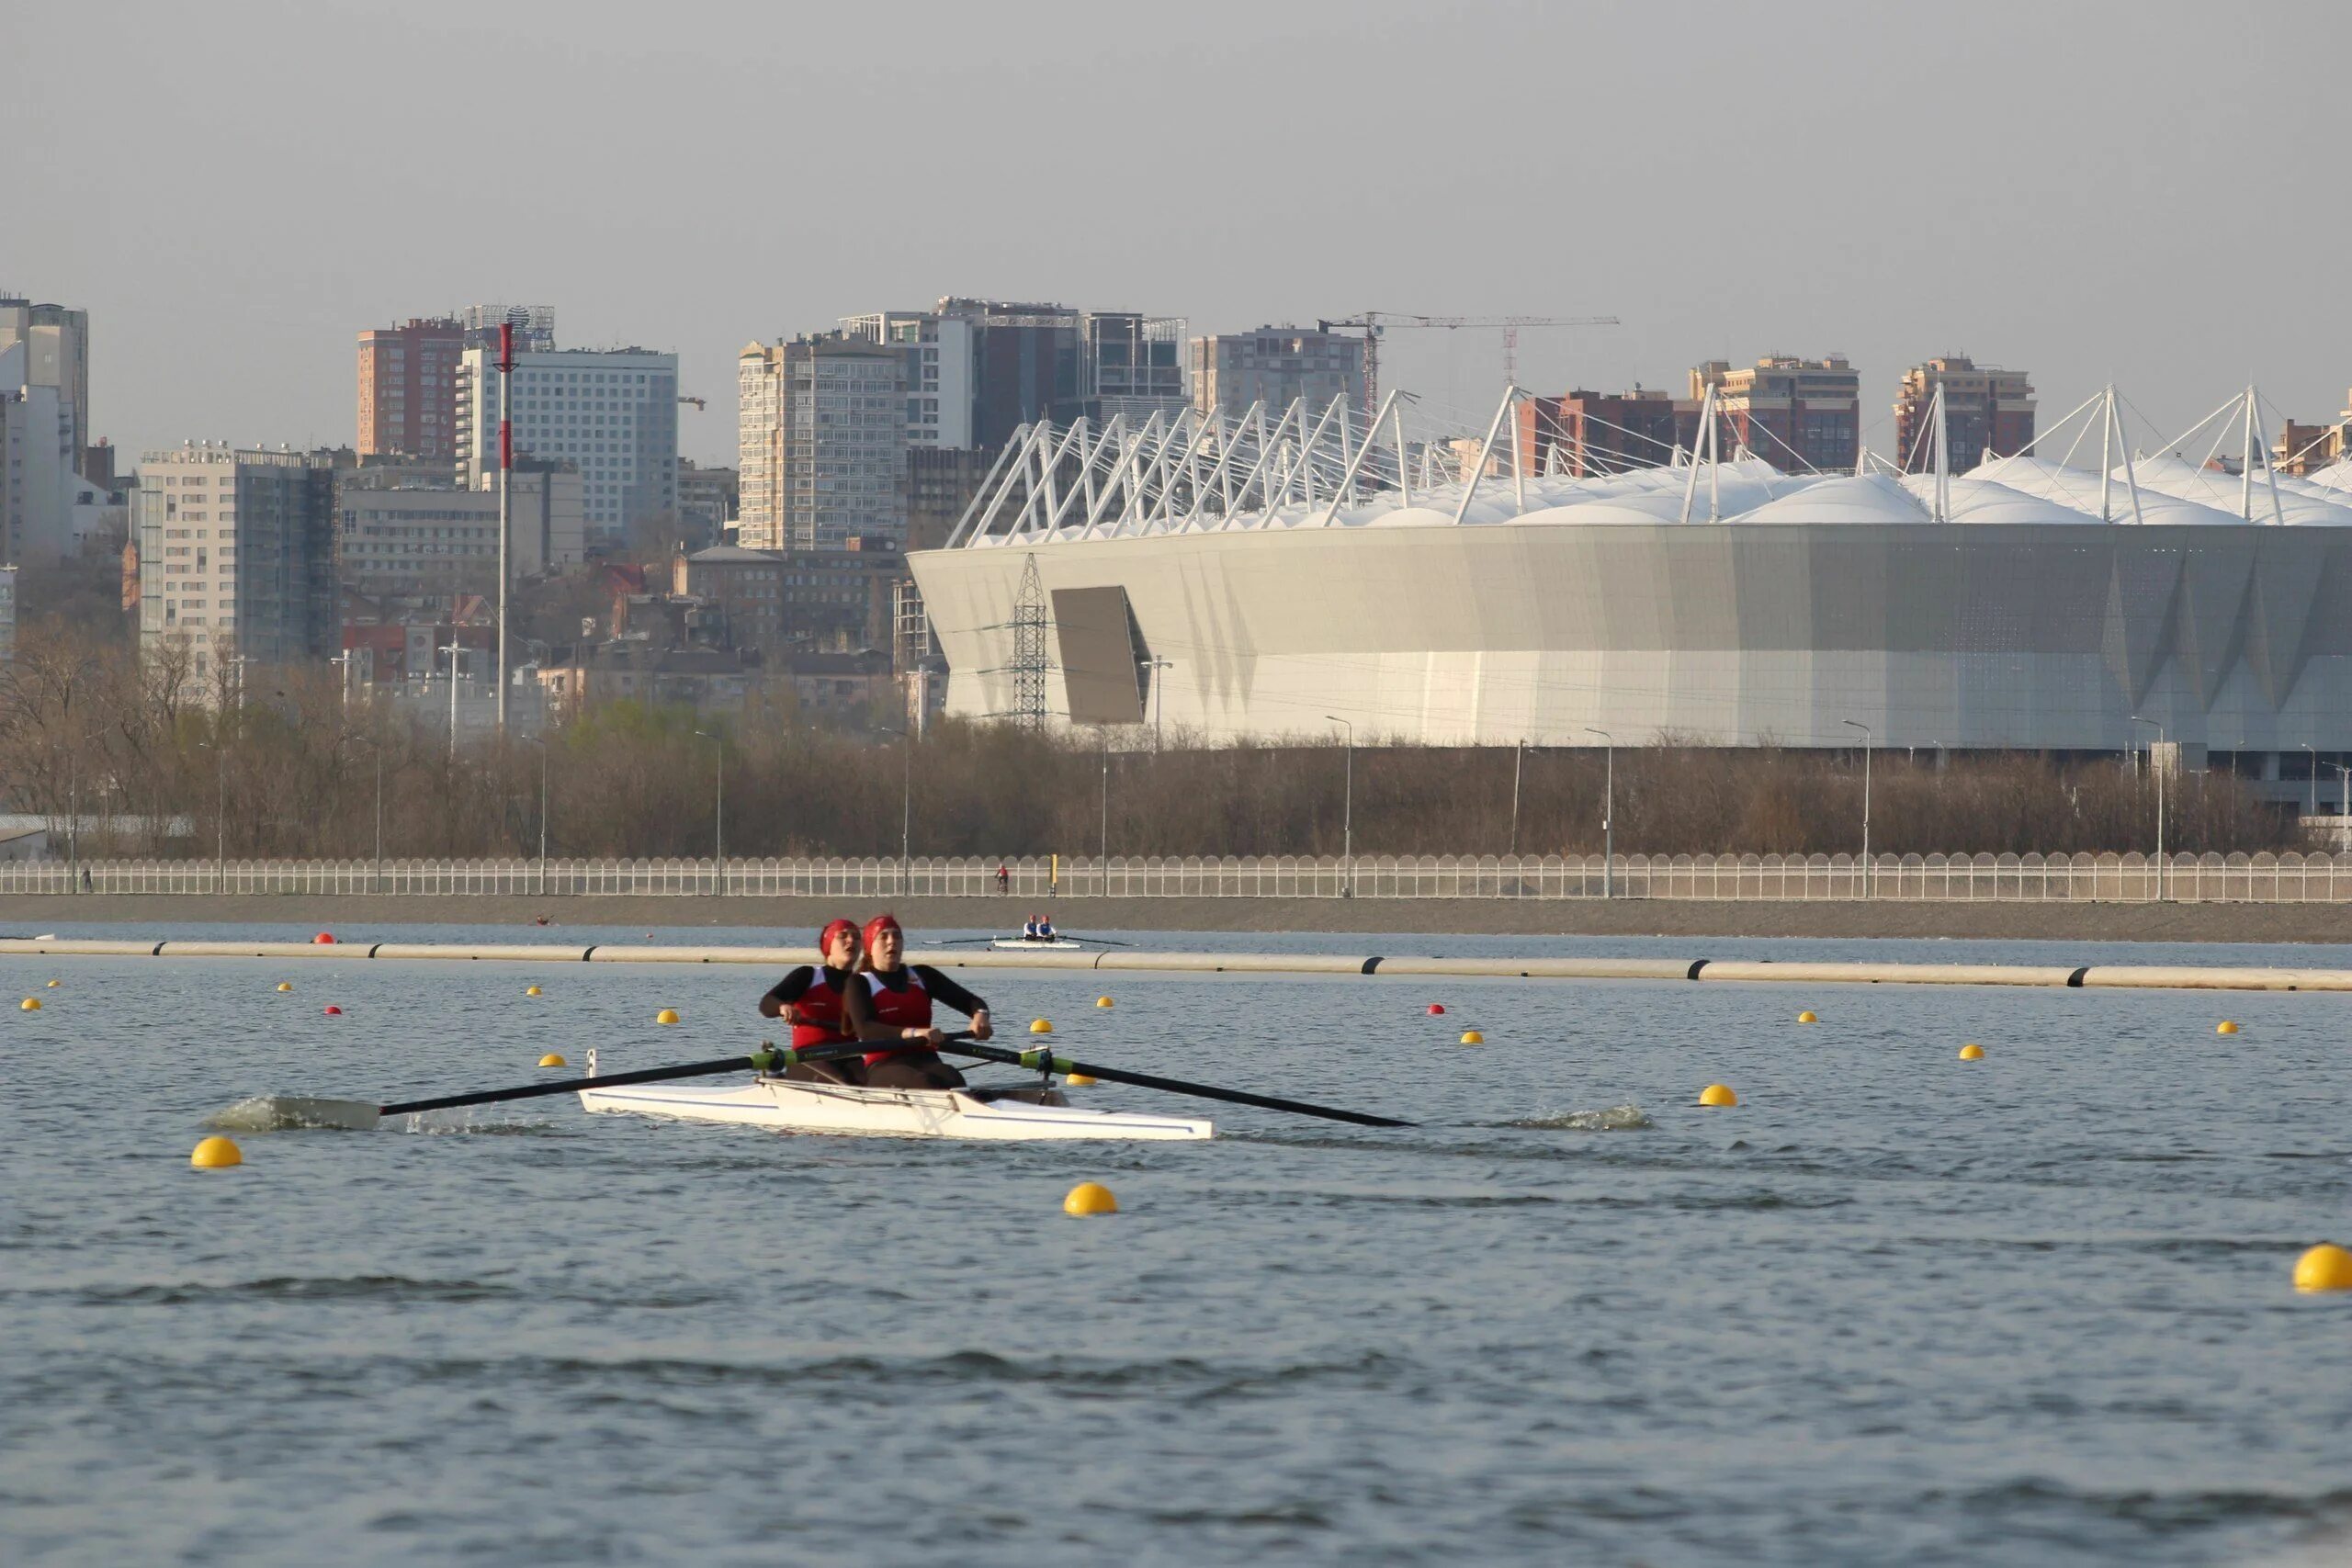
1316,312 -> 1621,410
678,395 -> 707,412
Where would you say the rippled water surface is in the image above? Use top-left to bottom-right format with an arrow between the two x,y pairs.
6,926 -> 2351,1566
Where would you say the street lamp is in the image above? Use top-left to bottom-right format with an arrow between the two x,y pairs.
1138,656 -> 1173,752
522,736 -> 549,897
1099,727 -> 1112,894
872,724 -> 912,895
694,730 -> 724,895
1508,739 -> 1524,857
1326,716 -> 1353,896
195,739 -> 227,894
1585,728 -> 1615,899
2301,741 -> 2318,818
1842,719 -> 1872,897
440,641 -> 466,761
2131,715 -> 2165,901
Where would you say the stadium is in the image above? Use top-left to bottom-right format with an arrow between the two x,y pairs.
906,387 -> 2352,780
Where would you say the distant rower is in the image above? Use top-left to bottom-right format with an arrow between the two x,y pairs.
842,913 -> 994,1089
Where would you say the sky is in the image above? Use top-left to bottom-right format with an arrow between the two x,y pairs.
9,0 -> 2349,469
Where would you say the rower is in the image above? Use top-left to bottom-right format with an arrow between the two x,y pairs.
756,918 -> 865,1083
842,913 -> 995,1089
1022,915 -> 1039,941
1037,914 -> 1056,941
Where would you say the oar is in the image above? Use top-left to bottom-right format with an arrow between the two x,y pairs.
209,1043 -> 870,1133
943,1040 -> 1412,1128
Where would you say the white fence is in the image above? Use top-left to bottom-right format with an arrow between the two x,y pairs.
6,852 -> 2352,901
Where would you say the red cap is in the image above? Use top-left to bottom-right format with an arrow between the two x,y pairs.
863,913 -> 902,958
819,919 -> 859,961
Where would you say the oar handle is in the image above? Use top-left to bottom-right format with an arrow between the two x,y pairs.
942,1041 -> 1413,1128
378,1043 -> 871,1117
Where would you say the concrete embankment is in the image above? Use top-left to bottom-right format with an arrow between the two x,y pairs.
6,892 -> 2352,942
5,935 -> 2351,992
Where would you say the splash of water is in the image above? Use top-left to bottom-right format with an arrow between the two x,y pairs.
204,1096 -> 380,1133
1504,1104 -> 1653,1132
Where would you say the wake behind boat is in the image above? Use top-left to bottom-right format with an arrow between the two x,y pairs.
577,1074 -> 1212,1140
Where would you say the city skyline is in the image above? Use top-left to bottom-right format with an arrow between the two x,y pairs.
10,1 -> 2350,469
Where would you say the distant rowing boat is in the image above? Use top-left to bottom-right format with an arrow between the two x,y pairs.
576,1076 -> 1212,1141
987,934 -> 1099,952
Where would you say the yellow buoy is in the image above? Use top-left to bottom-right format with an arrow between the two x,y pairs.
18,997 -> 40,1011
2294,1243 -> 2352,1292
2217,1020 -> 2240,1035
1030,1018 -> 1054,1034
276,981 -> 293,993
526,986 -> 543,997
1459,1029 -> 1486,1045
1959,1043 -> 1986,1060
190,1135 -> 243,1169
45,979 -> 59,987
1796,1010 -> 1818,1024
655,1009 -> 680,1025
1063,1181 -> 1118,1216
538,1053 -> 568,1068
1064,1071 -> 1098,1087
1095,996 -> 1114,1009
1699,1083 -> 1739,1107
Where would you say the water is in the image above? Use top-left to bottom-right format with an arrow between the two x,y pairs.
5,928 -> 2351,1565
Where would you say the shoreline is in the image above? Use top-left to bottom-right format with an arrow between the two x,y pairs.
3,893 -> 2349,944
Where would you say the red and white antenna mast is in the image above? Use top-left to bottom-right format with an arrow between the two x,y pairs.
495,320 -> 514,734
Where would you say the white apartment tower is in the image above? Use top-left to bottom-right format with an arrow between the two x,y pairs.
736,334 -> 908,551
136,444 -> 340,689
456,346 -> 678,542
841,311 -> 977,448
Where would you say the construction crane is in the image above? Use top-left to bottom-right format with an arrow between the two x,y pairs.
678,395 -> 707,412
1316,312 -> 1621,410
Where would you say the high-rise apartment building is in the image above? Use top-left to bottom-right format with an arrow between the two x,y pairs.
1892,356 -> 2036,474
906,446 -> 994,553
136,443 -> 342,686
933,299 -> 1185,446
337,462 -> 585,598
736,334 -> 907,551
1,338 -> 78,567
842,311 -> 978,447
0,297 -> 90,472
1513,389 -> 1680,477
1191,326 -> 1367,422
1686,355 -> 1860,472
356,317 -> 465,462
456,346 -> 679,542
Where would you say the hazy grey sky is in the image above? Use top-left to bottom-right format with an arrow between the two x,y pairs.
10,0 -> 2347,468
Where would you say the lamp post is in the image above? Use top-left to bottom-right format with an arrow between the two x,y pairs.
871,725 -> 912,895
694,730 -> 724,895
440,641 -> 465,761
1585,727 -> 1615,898
1139,656 -> 1172,752
1842,719 -> 1872,897
1100,727 -> 1111,894
2302,741 -> 2318,818
1326,716 -> 1353,897
2131,715 -> 2165,901
523,736 -> 549,897
2335,762 -> 2352,832
196,739 -> 227,894
1508,739 -> 1523,856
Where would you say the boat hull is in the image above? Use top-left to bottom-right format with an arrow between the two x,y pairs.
577,1077 -> 1212,1141
989,937 -> 1091,952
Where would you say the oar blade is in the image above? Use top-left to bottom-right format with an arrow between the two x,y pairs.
206,1096 -> 383,1133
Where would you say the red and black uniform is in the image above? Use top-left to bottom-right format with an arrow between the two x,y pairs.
843,962 -> 992,1090
758,964 -> 862,1081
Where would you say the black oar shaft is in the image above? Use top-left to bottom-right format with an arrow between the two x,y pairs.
944,1041 -> 1412,1128
379,1043 -> 870,1117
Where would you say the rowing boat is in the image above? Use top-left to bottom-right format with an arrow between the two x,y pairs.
988,935 -> 1096,952
576,1075 -> 1213,1140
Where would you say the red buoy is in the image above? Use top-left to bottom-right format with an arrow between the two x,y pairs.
1427,1003 -> 1446,1015
323,1005 -> 343,1016
313,932 -> 336,944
